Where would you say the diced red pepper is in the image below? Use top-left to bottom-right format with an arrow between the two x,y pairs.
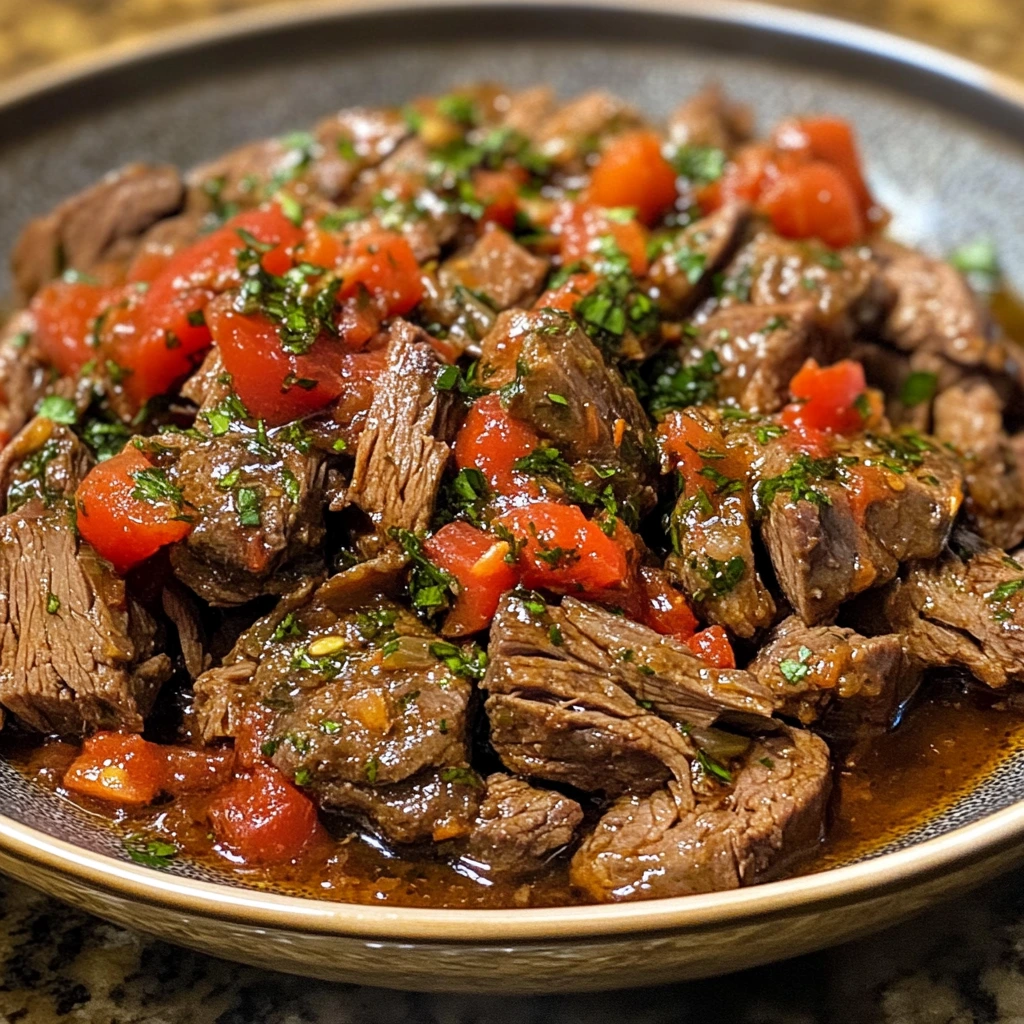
454,393 -> 542,496
686,625 -> 736,669
534,271 -> 599,313
780,358 -> 868,436
206,298 -> 347,426
639,565 -> 699,641
473,168 -> 523,229
759,162 -> 865,249
424,522 -> 520,635
587,130 -> 678,225
553,202 -> 648,277
76,447 -> 192,574
338,231 -> 423,317
496,501 -> 630,595
31,280 -> 121,377
63,732 -> 166,805
208,764 -> 322,865
332,347 -> 389,433
697,143 -> 775,213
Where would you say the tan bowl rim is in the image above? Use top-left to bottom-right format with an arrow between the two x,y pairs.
3,0 -> 1024,945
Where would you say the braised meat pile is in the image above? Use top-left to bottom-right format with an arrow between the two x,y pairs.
2,81 -> 1021,907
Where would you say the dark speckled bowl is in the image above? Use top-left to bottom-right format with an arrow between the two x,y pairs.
2,0 -> 1024,993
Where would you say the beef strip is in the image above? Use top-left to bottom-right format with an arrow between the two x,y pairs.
158,422 -> 326,606
532,91 -> 642,174
664,409 -> 776,637
666,85 -> 753,151
456,773 -> 583,877
712,231 -> 893,342
193,558 -> 471,794
648,203 -> 750,320
884,538 -> 1024,688
12,164 -> 184,301
482,592 -> 775,803
0,310 -> 51,445
345,319 -> 459,546
1,416 -> 91,515
749,615 -> 914,737
479,308 -> 658,516
756,431 -> 962,624
933,378 -> 1024,550
686,301 -> 843,414
570,726 -> 830,902
874,241 -> 1022,383
497,85 -> 557,138
0,427 -> 171,733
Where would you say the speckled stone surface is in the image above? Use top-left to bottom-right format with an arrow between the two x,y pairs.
3,867 -> 1024,1023
2,1 -> 1024,1020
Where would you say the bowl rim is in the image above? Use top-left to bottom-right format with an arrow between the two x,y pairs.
3,0 -> 1024,944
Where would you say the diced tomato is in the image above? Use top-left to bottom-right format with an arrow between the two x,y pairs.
424,522 -> 520,635
639,565 -> 699,640
780,358 -> 868,436
473,168 -> 522,229
76,447 -> 192,574
686,625 -> 736,669
774,116 -> 874,216
233,705 -> 277,770
697,143 -> 775,213
455,393 -> 542,495
497,501 -> 630,594
63,732 -> 166,805
31,280 -> 121,377
208,764 -> 322,865
206,298 -> 346,425
534,271 -> 599,313
658,410 -> 720,481
340,231 -> 424,317
160,746 -> 236,795
333,347 -> 389,433
553,202 -> 648,277
760,162 -> 864,249
587,130 -> 678,225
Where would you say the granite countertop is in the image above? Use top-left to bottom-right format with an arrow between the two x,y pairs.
2,1 -> 1024,1021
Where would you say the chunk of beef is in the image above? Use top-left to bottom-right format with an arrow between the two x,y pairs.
749,615 -> 914,737
713,231 -> 892,342
533,91 -> 642,172
884,539 -> 1024,688
1,417 -> 91,516
0,311 -> 51,445
933,378 -> 1024,550
457,773 -> 583,877
666,85 -> 753,151
570,726 -> 830,902
686,301 -> 842,414
757,432 -> 962,624
12,164 -> 184,301
648,203 -> 750,320
346,320 -> 459,546
156,423 -> 325,606
874,241 -> 1022,382
479,308 -> 658,515
0,429 -> 171,733
482,593 -> 775,803
664,410 -> 775,637
321,768 -> 483,845
193,561 -> 471,793
497,85 -> 557,138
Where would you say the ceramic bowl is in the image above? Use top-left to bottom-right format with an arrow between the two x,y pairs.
2,0 -> 1024,992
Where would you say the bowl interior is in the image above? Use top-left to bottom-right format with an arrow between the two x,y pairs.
1,0 -> 1024,898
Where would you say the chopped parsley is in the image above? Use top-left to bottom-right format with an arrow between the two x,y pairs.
430,641 -> 488,680
271,612 -> 302,643
693,555 -> 746,602
988,578 -> 1024,622
235,487 -> 262,527
756,454 -> 838,514
203,391 -> 250,436
37,395 -> 77,425
391,528 -> 457,615
779,646 -> 814,685
123,835 -> 178,869
671,145 -> 727,185
355,608 -> 399,642
949,237 -> 1000,293
131,467 -> 184,507
46,593 -> 60,615
644,349 -> 720,418
696,749 -> 733,785
900,371 -> 938,408
281,467 -> 300,504
440,766 -> 482,787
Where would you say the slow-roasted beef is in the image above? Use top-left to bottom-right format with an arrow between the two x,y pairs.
0,311 -> 51,445
933,378 -> 1024,550
479,308 -> 658,515
756,431 -> 962,623
12,164 -> 184,301
193,560 -> 471,794
0,425 -> 171,733
532,90 -> 642,172
749,615 -> 913,736
570,726 -> 830,902
648,203 -> 750,320
345,319 -> 459,545
482,592 -> 774,802
884,538 -> 1024,688
666,85 -> 752,151
155,421 -> 326,606
686,301 -> 842,414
